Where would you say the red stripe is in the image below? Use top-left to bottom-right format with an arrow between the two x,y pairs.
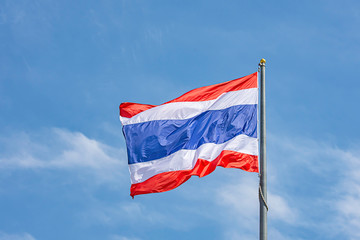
119,102 -> 156,119
120,72 -> 257,118
130,150 -> 259,197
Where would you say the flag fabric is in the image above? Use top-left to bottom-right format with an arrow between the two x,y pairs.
119,72 -> 259,197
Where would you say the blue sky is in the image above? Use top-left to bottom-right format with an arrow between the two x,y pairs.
1,0 -> 360,239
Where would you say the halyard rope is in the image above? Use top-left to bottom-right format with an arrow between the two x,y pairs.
259,184 -> 269,211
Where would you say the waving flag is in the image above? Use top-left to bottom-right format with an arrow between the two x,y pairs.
120,72 -> 259,197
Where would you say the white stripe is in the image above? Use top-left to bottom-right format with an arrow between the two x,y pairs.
120,88 -> 258,125
129,134 -> 258,184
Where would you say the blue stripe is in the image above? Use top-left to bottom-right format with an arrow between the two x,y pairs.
123,104 -> 257,164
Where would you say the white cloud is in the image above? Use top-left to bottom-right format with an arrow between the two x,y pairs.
109,235 -> 140,240
212,134 -> 360,239
0,232 -> 36,240
80,197 -> 194,232
332,148 -> 360,239
2,128 -> 360,239
0,128 -> 126,184
268,133 -> 360,239
268,133 -> 345,177
85,201 -> 165,226
216,175 -> 258,229
268,192 -> 297,224
268,228 -> 304,240
215,172 -> 297,239
216,174 -> 296,225
0,128 -> 178,234
222,230 -> 256,240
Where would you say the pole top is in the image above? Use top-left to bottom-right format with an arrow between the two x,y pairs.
259,58 -> 266,66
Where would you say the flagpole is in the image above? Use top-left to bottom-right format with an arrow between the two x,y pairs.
259,58 -> 267,240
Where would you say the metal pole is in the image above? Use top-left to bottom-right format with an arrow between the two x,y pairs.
259,58 -> 267,240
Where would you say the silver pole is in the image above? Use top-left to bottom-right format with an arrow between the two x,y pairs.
259,58 -> 267,240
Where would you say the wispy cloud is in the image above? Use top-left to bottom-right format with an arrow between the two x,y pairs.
2,128 -> 359,239
209,133 -> 360,240
215,174 -> 297,239
81,200 -> 166,227
0,232 -> 36,240
109,235 -> 140,240
0,128 -> 126,184
268,133 -> 360,239
268,191 -> 297,224
332,148 -> 360,239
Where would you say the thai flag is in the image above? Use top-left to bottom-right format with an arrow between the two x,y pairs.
120,72 -> 259,197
